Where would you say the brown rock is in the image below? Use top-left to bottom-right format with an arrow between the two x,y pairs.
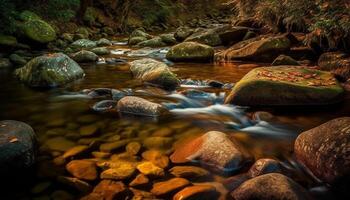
170,131 -> 253,173
100,163 -> 136,180
232,173 -> 312,200
136,161 -> 165,177
81,180 -> 129,200
248,158 -> 283,178
56,176 -> 92,194
129,174 -> 149,187
173,185 -> 219,200
169,166 -> 210,179
151,178 -> 191,197
222,173 -> 250,192
294,117 -> 350,184
126,142 -> 142,155
142,150 -> 169,169
66,160 -> 97,181
62,145 -> 89,159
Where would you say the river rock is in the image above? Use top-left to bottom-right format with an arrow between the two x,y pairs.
57,176 -> 92,193
96,38 -> 112,46
129,58 -> 180,90
150,178 -> 191,197
170,131 -> 253,173
117,96 -> 166,117
137,37 -> 167,48
129,36 -> 147,46
231,173 -> 312,200
81,180 -> 129,200
129,29 -> 152,40
15,53 -> 84,88
272,55 -> 300,66
142,150 -> 169,169
225,66 -> 345,106
173,185 -> 219,200
66,160 -> 98,181
0,35 -> 17,48
166,42 -> 214,62
216,35 -> 291,62
22,19 -> 56,43
71,39 -> 97,50
184,29 -> 222,46
248,158 -> 283,177
71,50 -> 98,63
44,137 -> 75,152
294,117 -> 350,184
91,47 -> 110,55
136,161 -> 165,177
100,163 -> 136,180
0,120 -> 36,175
217,26 -> 250,46
92,100 -> 117,112
318,52 -> 350,81
160,33 -> 177,45
62,145 -> 89,159
129,174 -> 149,187
175,26 -> 194,41
169,166 -> 210,179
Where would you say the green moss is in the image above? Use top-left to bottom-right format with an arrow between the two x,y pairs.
22,19 -> 56,43
19,10 -> 41,21
0,35 -> 17,46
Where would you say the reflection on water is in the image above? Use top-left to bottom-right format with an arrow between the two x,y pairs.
0,44 -> 350,198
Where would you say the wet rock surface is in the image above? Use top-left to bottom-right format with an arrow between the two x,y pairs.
166,42 -> 214,62
117,96 -> 166,117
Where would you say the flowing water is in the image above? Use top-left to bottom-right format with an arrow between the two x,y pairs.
0,42 -> 349,199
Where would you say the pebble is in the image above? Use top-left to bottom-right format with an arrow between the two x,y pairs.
66,160 -> 98,181
169,166 -> 210,179
129,174 -> 150,187
63,145 -> 89,159
173,185 -> 218,200
142,150 -> 169,169
136,161 -> 165,177
151,178 -> 191,197
100,163 -> 136,180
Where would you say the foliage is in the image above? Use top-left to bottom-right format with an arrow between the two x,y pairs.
230,0 -> 350,50
44,0 -> 80,22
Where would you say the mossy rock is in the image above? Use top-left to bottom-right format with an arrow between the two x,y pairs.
129,36 -> 147,46
160,34 -> 177,45
0,35 -> 18,47
15,53 -> 85,88
22,20 -> 56,43
129,29 -> 152,40
166,42 -> 214,62
136,37 -> 167,48
216,35 -> 291,62
185,29 -> 222,46
70,39 -> 97,50
19,10 -> 41,21
225,66 -> 345,106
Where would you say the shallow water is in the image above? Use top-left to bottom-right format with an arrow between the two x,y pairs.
0,43 -> 349,199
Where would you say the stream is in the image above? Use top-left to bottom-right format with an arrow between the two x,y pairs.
0,41 -> 349,199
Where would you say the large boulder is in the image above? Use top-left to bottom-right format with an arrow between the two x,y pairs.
294,117 -> 350,184
170,131 -> 253,173
129,58 -> 180,90
71,50 -> 98,63
166,42 -> 214,63
232,173 -> 312,200
216,35 -> 291,62
318,52 -> 350,81
117,96 -> 166,117
22,20 -> 56,43
216,26 -> 250,46
185,29 -> 222,46
174,26 -> 194,42
0,120 -> 36,175
225,66 -> 345,106
15,53 -> 85,88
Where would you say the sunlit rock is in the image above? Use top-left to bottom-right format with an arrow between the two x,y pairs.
225,66 -> 345,105
166,42 -> 214,62
170,131 -> 253,173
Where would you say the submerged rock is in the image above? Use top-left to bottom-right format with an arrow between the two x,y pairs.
232,173 -> 312,200
0,120 -> 36,175
166,42 -> 214,62
170,131 -> 253,173
15,53 -> 84,88
81,180 -> 129,200
173,185 -> 219,200
225,66 -> 345,106
150,178 -> 191,197
66,160 -> 98,181
71,50 -> 98,63
216,35 -> 291,62
117,96 -> 166,117
294,117 -> 350,184
129,58 -> 180,90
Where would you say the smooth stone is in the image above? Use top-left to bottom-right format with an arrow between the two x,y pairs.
248,158 -> 283,177
225,66 -> 345,106
71,50 -> 98,63
44,137 -> 75,152
81,180 -> 129,200
142,150 -> 169,169
96,38 -> 112,46
100,140 -> 130,152
294,117 -> 350,184
62,145 -> 89,159
91,151 -> 111,159
92,100 -> 117,112
150,178 -> 191,197
184,29 -> 222,46
126,142 -> 142,155
129,174 -> 149,187
100,163 -> 136,180
130,188 -> 156,200
0,120 -> 36,174
174,26 -> 194,41
143,136 -> 173,150
117,96 -> 166,117
170,131 -> 253,173
136,161 -> 165,177
169,166 -> 210,179
231,173 -> 312,200
166,42 -> 214,62
91,47 -> 110,55
173,185 -> 219,200
79,125 -> 99,137
137,37 -> 167,48
66,160 -> 98,181
70,39 -> 97,50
